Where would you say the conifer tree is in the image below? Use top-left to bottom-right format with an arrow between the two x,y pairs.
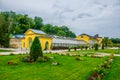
30,37 -> 43,61
94,43 -> 98,51
102,43 -> 104,50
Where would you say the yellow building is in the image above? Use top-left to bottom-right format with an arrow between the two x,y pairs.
76,33 -> 102,47
11,29 -> 102,50
22,29 -> 52,50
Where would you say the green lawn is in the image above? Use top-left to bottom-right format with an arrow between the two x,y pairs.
0,49 -> 12,52
103,57 -> 120,80
69,49 -> 120,54
0,54 -> 107,80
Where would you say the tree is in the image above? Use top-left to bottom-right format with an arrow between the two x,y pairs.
17,14 -> 32,33
102,43 -> 104,50
30,37 -> 43,61
102,37 -> 109,47
42,24 -> 53,34
57,30 -> 66,37
94,43 -> 98,51
0,14 -> 10,47
111,38 -> 120,44
33,16 -> 43,30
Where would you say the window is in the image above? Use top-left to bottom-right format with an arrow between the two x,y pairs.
81,36 -> 83,38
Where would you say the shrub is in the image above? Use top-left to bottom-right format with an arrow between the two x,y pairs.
68,47 -> 71,52
94,44 -> 98,51
51,62 -> 60,66
30,37 -> 43,61
22,56 -> 33,63
84,53 -> 88,57
7,60 -> 19,65
37,56 -> 49,62
102,43 -> 104,50
80,46 -> 84,50
85,46 -> 88,50
37,57 -> 44,62
43,56 -> 49,62
75,57 -> 83,61
9,53 -> 15,55
74,47 -> 77,51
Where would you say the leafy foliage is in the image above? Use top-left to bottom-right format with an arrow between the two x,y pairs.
0,11 -> 76,47
30,37 -> 43,61
102,43 -> 104,50
94,43 -> 98,51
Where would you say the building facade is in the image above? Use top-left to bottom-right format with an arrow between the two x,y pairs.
10,29 -> 102,50
76,33 -> 102,47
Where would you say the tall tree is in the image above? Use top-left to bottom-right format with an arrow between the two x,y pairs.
57,30 -> 66,37
42,24 -> 53,34
0,14 -> 10,47
33,16 -> 43,30
102,37 -> 109,47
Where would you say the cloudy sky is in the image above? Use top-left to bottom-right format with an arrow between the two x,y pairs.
0,0 -> 120,38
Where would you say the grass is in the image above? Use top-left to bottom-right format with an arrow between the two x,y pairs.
0,49 -> 12,52
0,54 -> 107,80
68,49 -> 120,54
103,57 -> 120,80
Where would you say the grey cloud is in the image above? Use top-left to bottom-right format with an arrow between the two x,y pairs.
0,0 -> 120,38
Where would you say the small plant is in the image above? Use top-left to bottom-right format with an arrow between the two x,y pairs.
84,53 -> 88,57
22,56 -> 33,63
37,57 -> 44,62
85,46 -> 88,50
51,62 -> 60,66
43,56 -> 49,62
75,57 -> 83,61
80,46 -> 84,50
7,60 -> 19,65
68,47 -> 71,52
9,53 -> 15,55
109,54 -> 114,59
74,47 -> 77,51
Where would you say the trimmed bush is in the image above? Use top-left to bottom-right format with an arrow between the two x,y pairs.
22,56 -> 33,63
94,43 -> 98,51
74,47 -> 77,51
30,37 -> 43,61
102,43 -> 104,50
68,47 -> 71,52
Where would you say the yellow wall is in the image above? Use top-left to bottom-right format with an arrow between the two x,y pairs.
22,29 -> 52,50
39,38 -> 52,50
76,35 -> 89,43
97,37 -> 102,44
76,35 -> 102,45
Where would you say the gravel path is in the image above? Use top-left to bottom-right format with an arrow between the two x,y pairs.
0,48 -> 120,57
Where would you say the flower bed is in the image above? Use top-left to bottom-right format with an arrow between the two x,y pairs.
88,54 -> 114,80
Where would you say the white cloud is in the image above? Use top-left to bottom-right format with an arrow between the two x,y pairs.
0,0 -> 120,38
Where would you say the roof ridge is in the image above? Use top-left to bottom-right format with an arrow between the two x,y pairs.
29,28 -> 46,34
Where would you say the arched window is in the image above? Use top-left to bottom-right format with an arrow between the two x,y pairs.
28,37 -> 32,48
